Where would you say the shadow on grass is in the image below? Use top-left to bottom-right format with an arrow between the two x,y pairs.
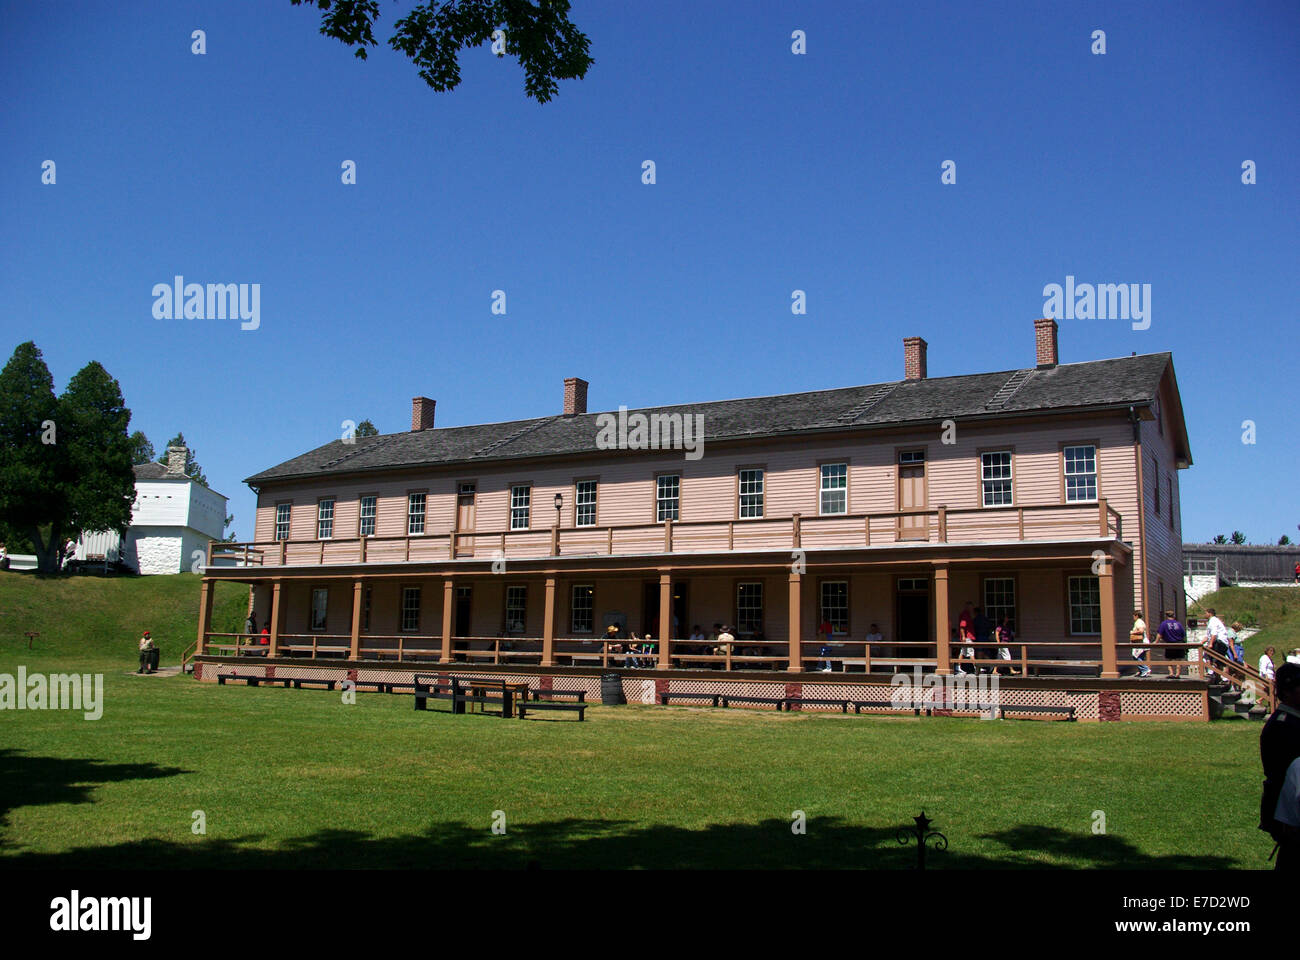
0,748 -> 190,831
0,815 -> 1238,870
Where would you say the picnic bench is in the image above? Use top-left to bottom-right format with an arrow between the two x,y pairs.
660,691 -> 722,707
783,697 -> 850,713
719,694 -> 788,710
528,688 -> 586,702
216,673 -> 336,690
517,699 -> 586,721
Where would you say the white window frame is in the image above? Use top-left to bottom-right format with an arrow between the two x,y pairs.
820,580 -> 848,635
656,475 -> 680,523
274,503 -> 292,542
1063,445 -> 1098,503
310,587 -> 329,632
575,480 -> 598,527
738,468 -> 765,519
981,451 -> 1013,507
316,498 -> 335,540
819,463 -> 848,516
510,484 -> 532,531
407,492 -> 426,536
359,495 -> 377,537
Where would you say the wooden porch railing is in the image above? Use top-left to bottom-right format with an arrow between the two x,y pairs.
214,499 -> 1124,569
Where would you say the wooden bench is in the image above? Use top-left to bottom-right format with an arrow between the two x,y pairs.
352,679 -> 418,694
783,697 -> 850,713
660,691 -> 722,707
853,701 -> 922,716
529,688 -> 586,702
720,694 -> 787,710
289,677 -> 337,690
217,673 -> 277,687
518,700 -> 586,721
995,704 -> 1076,721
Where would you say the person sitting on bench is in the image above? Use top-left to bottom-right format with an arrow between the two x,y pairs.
137,631 -> 156,674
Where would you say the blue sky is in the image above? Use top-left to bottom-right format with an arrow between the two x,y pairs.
2,0 -> 1296,543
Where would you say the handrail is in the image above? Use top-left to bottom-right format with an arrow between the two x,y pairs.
1201,644 -> 1275,709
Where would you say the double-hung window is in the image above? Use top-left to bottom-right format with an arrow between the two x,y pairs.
1064,445 -> 1098,502
981,452 -> 1013,507
407,493 -> 426,535
359,495 -> 376,537
401,586 -> 421,632
510,485 -> 531,530
274,503 -> 292,542
316,499 -> 334,539
819,463 -> 847,515
656,475 -> 680,523
738,468 -> 764,518
505,585 -> 527,634
1067,576 -> 1101,635
575,480 -> 597,527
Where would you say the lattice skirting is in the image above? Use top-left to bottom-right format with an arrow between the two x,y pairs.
194,662 -> 1207,721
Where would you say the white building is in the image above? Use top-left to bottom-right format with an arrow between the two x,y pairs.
75,446 -> 228,575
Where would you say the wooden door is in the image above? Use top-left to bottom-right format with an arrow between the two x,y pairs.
455,483 -> 476,557
897,452 -> 928,540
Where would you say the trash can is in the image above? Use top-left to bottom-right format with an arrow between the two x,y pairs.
600,673 -> 625,705
148,646 -> 160,672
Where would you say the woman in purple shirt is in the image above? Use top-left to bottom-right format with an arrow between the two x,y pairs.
1156,610 -> 1187,679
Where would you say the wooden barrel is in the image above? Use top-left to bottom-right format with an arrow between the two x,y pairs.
600,673 -> 624,705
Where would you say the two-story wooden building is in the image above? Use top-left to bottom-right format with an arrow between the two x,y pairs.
194,319 -> 1203,720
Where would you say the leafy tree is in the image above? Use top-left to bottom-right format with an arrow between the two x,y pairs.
1212,534 -> 1227,544
356,419 -> 380,437
129,430 -> 155,464
1230,531 -> 1247,545
58,363 -> 136,548
0,343 -> 135,573
0,342 -> 65,572
158,432 -> 208,486
223,513 -> 239,543
1280,535 -> 1293,546
291,0 -> 594,103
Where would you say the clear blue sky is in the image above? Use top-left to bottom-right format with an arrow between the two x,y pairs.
2,0 -> 1296,543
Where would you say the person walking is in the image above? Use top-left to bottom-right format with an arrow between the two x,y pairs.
1156,610 -> 1187,678
817,618 -> 835,672
1130,610 -> 1152,678
1260,646 -> 1278,682
993,616 -> 1014,676
957,602 -> 976,674
1259,663 -> 1300,870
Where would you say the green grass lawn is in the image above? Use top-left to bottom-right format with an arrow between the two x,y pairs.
0,571 -> 1277,869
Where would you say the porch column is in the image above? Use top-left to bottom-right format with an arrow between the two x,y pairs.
933,564 -> 951,675
1098,556 -> 1119,679
787,573 -> 802,673
440,578 -> 454,663
268,579 -> 282,658
350,579 -> 363,660
196,579 -> 212,655
658,572 -> 672,669
542,576 -> 557,667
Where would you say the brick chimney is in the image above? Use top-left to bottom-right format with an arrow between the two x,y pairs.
563,377 -> 588,416
903,337 -> 928,380
411,396 -> 436,431
165,445 -> 187,476
1034,318 -> 1059,368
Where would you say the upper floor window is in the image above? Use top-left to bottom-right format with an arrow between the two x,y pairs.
898,450 -> 925,467
738,468 -> 764,519
274,503 -> 292,541
505,585 -> 527,634
981,451 -> 1013,507
407,492 -> 426,536
819,463 -> 848,515
316,499 -> 334,540
510,484 -> 531,530
656,475 -> 680,523
359,495 -> 377,537
1063,445 -> 1097,502
575,480 -> 597,527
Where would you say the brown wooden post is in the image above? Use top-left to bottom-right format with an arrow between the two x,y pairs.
206,541 -> 213,569
787,573 -> 802,673
196,579 -> 212,655
542,576 -> 557,667
664,518 -> 673,553
727,521 -> 734,550
1098,497 -> 1109,537
350,579 -> 363,660
792,513 -> 801,549
1017,508 -> 1025,540
551,524 -> 560,557
268,579 -> 282,658
279,540 -> 286,565
658,572 -> 672,669
933,564 -> 951,675
359,536 -> 367,564
865,515 -> 871,546
1098,555 -> 1119,679
937,505 -> 947,542
607,527 -> 614,554
440,578 -> 454,663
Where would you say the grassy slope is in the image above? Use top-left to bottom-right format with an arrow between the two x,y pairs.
0,572 -> 1274,869
1191,586 -> 1300,664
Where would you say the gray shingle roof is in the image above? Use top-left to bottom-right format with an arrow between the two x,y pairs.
246,352 -> 1176,485
133,461 -> 170,479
